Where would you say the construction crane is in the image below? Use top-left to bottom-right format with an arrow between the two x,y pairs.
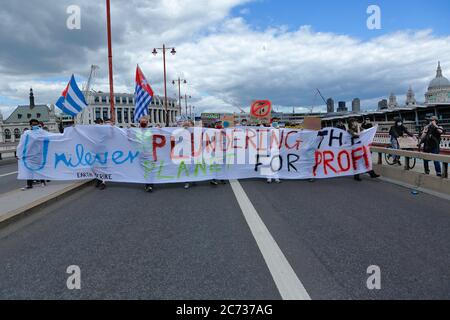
77,65 -> 99,124
310,88 -> 327,114
234,106 -> 246,114
83,65 -> 100,98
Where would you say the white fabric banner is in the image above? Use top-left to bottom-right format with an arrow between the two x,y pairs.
17,125 -> 377,183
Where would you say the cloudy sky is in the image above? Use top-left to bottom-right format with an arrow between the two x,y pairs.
0,0 -> 450,117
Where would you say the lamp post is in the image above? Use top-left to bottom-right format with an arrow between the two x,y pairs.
152,45 -> 176,127
172,77 -> 187,118
181,94 -> 192,119
106,0 -> 115,123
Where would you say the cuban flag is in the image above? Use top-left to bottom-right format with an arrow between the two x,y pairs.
134,65 -> 154,123
55,75 -> 88,117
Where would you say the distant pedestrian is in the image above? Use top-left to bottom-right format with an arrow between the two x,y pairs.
419,116 -> 445,177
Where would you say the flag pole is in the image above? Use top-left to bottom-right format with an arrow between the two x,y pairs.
106,0 -> 115,123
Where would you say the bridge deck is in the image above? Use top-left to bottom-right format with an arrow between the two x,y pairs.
0,177 -> 449,299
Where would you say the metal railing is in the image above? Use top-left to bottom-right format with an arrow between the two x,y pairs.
0,143 -> 18,160
373,133 -> 450,154
371,146 -> 450,179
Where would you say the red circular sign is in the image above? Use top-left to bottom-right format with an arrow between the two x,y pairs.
251,100 -> 272,118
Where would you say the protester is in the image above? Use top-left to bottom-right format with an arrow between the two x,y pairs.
267,121 -> 281,184
361,117 -> 373,130
182,120 -> 195,189
94,118 -> 107,190
419,116 -> 445,177
21,119 -> 46,190
335,121 -> 346,131
347,118 -> 380,181
389,117 -> 414,166
138,116 -> 154,192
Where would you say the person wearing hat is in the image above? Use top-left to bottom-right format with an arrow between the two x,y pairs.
388,117 -> 414,166
419,116 -> 445,177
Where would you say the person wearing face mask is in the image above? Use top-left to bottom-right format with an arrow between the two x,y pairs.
389,117 -> 414,166
21,119 -> 46,190
137,116 -> 155,192
419,116 -> 445,177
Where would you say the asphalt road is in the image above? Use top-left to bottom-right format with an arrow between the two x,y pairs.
0,159 -> 21,195
0,177 -> 449,299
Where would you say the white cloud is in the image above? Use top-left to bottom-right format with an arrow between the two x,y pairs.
0,0 -> 449,117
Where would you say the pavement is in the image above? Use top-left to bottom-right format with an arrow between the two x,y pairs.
0,175 -> 449,300
0,159 -> 22,195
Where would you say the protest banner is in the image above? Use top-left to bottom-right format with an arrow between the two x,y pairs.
17,125 -> 377,184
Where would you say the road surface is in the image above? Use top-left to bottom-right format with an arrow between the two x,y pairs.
0,177 -> 449,299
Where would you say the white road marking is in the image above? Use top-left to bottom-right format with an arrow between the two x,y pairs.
0,171 -> 18,178
229,179 -> 311,300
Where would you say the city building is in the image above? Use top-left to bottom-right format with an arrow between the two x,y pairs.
352,98 -> 361,113
388,93 -> 398,109
0,89 -> 58,143
337,101 -> 347,112
378,99 -> 388,110
326,98 -> 335,113
406,86 -> 417,107
425,61 -> 450,105
77,92 -> 180,127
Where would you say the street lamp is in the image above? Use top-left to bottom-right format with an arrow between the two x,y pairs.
181,94 -> 192,119
172,78 -> 187,117
152,44 -> 176,127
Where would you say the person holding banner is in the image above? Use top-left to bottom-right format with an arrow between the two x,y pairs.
93,118 -> 107,190
267,121 -> 281,184
348,118 -> 379,181
21,119 -> 47,190
137,116 -> 154,192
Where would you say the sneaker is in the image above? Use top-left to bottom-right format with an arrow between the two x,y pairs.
210,180 -> 219,186
370,173 -> 380,179
99,183 -> 106,190
144,184 -> 153,192
41,181 -> 47,187
354,176 -> 362,182
267,178 -> 272,184
184,183 -> 190,189
275,179 -> 281,183
437,173 -> 442,178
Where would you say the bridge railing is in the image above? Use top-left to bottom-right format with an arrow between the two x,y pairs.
0,144 -> 18,160
370,146 -> 450,179
373,133 -> 450,154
